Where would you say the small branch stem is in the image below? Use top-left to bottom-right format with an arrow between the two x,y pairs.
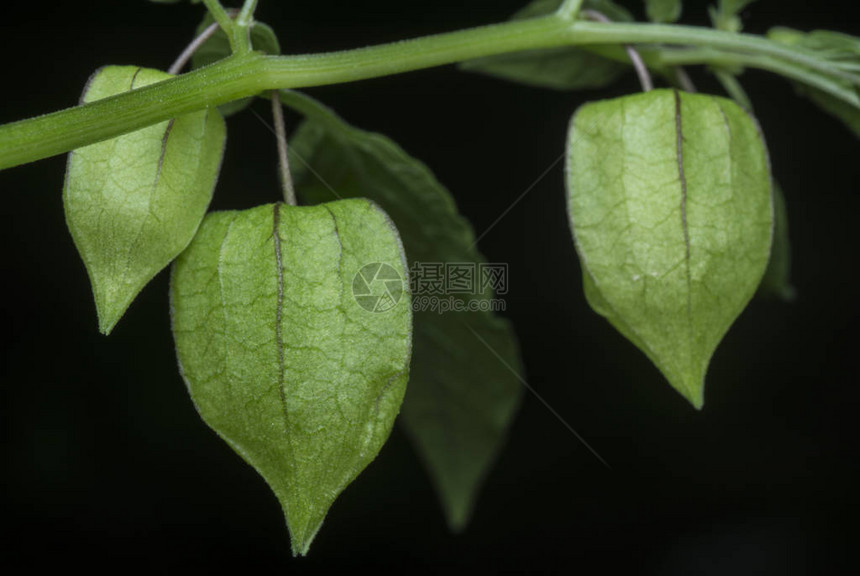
271,90 -> 296,206
674,67 -> 697,92
557,0 -> 585,20
654,48 -> 859,107
713,68 -> 753,111
237,0 -> 260,27
626,47 -> 654,92
583,10 -> 653,92
570,21 -> 859,85
201,0 -> 235,41
168,21 -> 223,75
202,0 -> 251,53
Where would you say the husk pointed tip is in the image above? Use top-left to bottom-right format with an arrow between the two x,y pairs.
93,282 -> 139,336
688,392 -> 705,411
98,322 -> 116,336
290,541 -> 310,558
443,506 -> 470,535
779,285 -> 798,302
666,370 -> 705,411
679,381 -> 705,411
287,511 -> 324,558
443,484 -> 481,534
289,531 -> 317,558
95,303 -> 121,336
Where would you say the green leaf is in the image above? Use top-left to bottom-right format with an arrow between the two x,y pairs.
567,89 -> 773,408
768,27 -> 860,64
64,66 -> 225,334
282,91 -> 523,531
758,182 -> 795,301
767,28 -> 860,137
459,0 -> 633,91
170,200 -> 412,556
645,0 -> 682,23
710,0 -> 757,32
190,14 -> 281,116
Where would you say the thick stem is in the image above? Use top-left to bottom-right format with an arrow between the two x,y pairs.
0,53 -> 268,171
0,15 -> 855,170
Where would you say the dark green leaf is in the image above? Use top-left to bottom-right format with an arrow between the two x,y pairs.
710,0 -> 757,32
459,0 -> 633,91
758,182 -> 795,301
192,16 -> 280,68
282,91 -> 523,531
567,90 -> 773,408
460,46 -> 630,91
711,0 -> 756,32
64,66 -> 225,334
171,200 -> 412,555
645,0 -> 682,23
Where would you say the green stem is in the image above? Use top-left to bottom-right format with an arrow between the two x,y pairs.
0,15 -> 855,171
201,0 -> 235,43
0,53 -> 268,171
655,48 -> 860,107
237,0 -> 260,26
231,0 -> 259,53
568,21 -> 859,85
270,90 -> 296,206
557,0 -> 585,20
712,68 -> 754,111
202,0 -> 251,53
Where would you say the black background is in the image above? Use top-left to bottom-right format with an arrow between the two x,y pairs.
1,0 -> 857,573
